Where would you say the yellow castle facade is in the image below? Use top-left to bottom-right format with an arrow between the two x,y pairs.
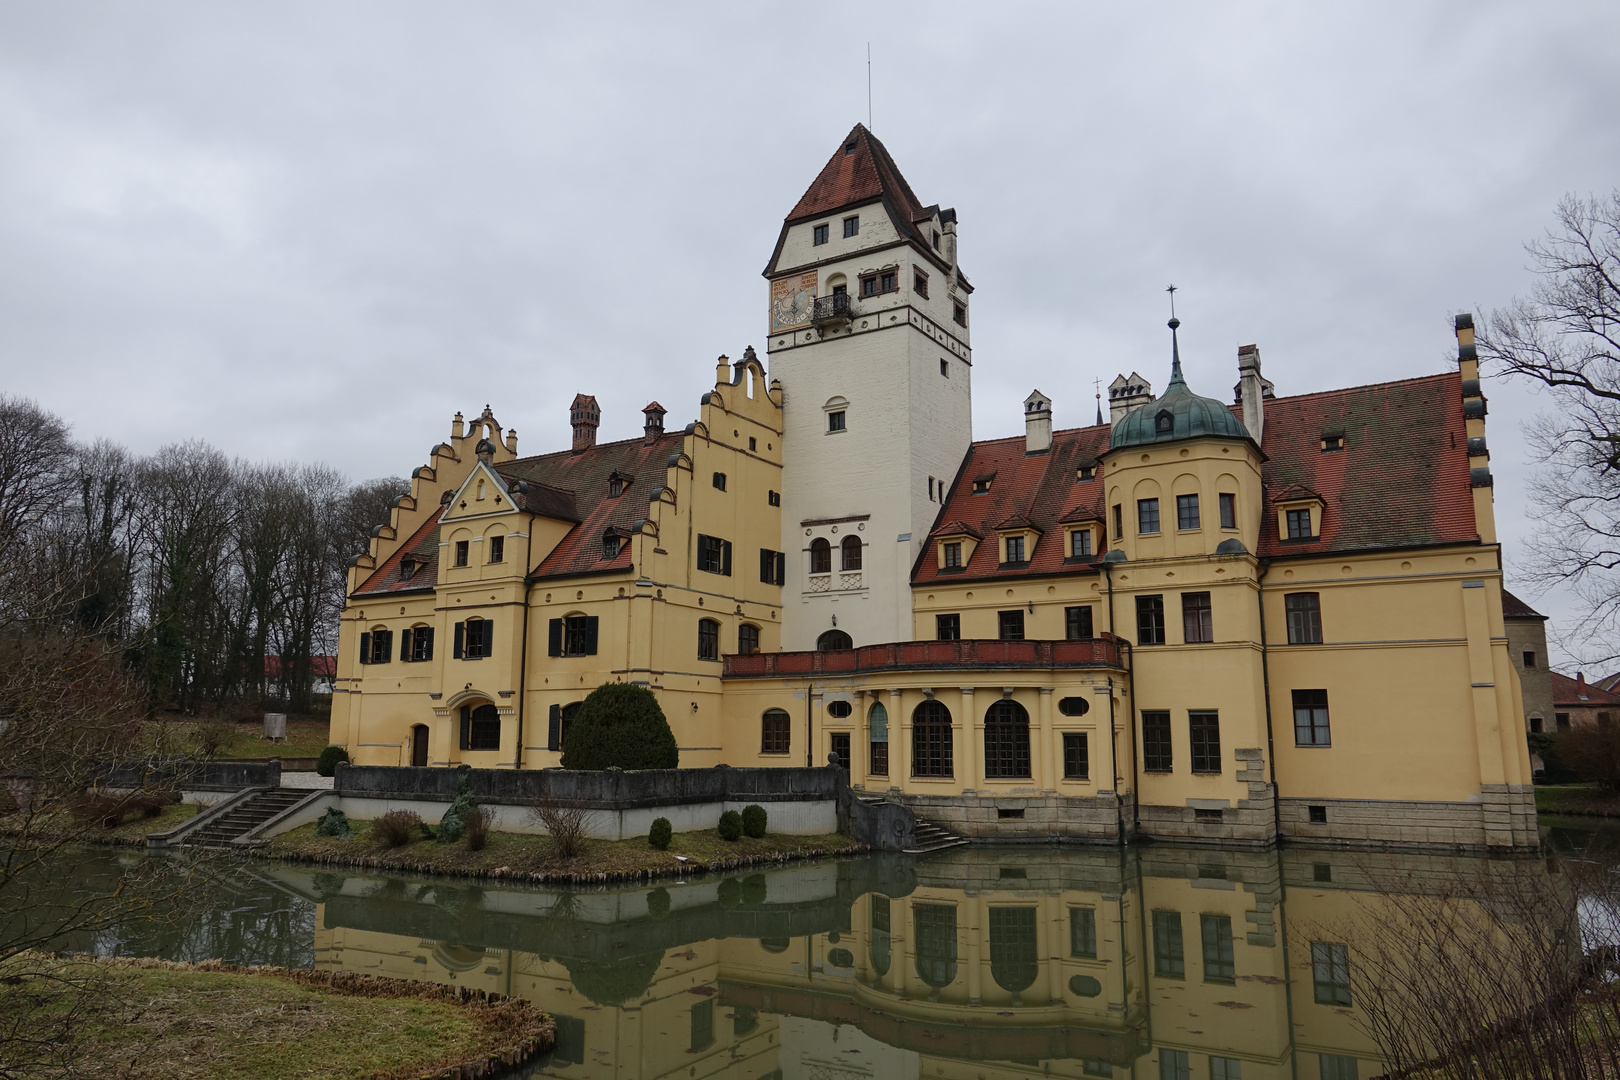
329,125 -> 1535,851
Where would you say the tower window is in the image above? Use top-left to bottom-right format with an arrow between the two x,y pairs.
813,223 -> 829,245
880,269 -> 897,292
1155,411 -> 1174,435
932,229 -> 941,250
1137,595 -> 1166,645
1182,592 -> 1213,643
827,410 -> 846,432
454,540 -> 469,567
940,358 -> 949,377
1524,650 -> 1536,669
1176,494 -> 1200,530
843,215 -> 859,238
712,472 -> 726,491
768,490 -> 780,506
488,535 -> 504,563
1138,498 -> 1161,535
860,274 -> 878,297
1112,505 -> 1123,539
953,302 -> 967,327
1219,492 -> 1236,529
913,270 -> 929,298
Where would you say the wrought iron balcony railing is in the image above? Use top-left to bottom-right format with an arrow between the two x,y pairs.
811,293 -> 855,325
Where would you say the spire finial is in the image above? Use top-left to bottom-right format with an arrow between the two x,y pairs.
1094,375 -> 1103,426
1166,285 -> 1185,387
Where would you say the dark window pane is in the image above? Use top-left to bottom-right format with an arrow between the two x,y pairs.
998,610 -> 1025,641
1138,498 -> 1160,534
912,700 -> 954,777
1066,605 -> 1093,640
936,614 -> 961,641
1293,689 -> 1331,746
1063,733 -> 1089,779
1005,535 -> 1025,564
1070,907 -> 1097,957
1311,942 -> 1352,1006
1182,592 -> 1213,643
1286,593 -> 1322,644
761,709 -> 791,754
738,624 -> 760,655
913,903 -> 958,988
810,538 -> 831,574
983,700 -> 1031,779
1143,711 -> 1172,772
1152,910 -> 1185,977
1190,711 -> 1221,773
1177,494 -> 1200,530
844,215 -> 859,237
842,535 -> 862,570
943,542 -> 962,568
1201,914 -> 1235,982
1219,492 -> 1236,529
988,906 -> 1038,992
1071,529 -> 1092,557
813,223 -> 829,245
1137,595 -> 1166,645
468,703 -> 501,751
697,618 -> 719,661
1287,508 -> 1313,539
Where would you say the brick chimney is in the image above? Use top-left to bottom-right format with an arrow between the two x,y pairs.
642,401 -> 666,442
570,393 -> 600,453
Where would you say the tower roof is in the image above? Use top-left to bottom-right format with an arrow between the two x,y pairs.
1111,319 -> 1252,451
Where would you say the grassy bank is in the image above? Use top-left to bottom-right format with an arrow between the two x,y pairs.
138,716 -> 332,760
1536,783 -> 1620,817
1,802 -> 198,848
3,953 -> 550,1080
265,820 -> 863,884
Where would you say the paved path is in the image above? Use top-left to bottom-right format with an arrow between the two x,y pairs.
280,771 -> 333,790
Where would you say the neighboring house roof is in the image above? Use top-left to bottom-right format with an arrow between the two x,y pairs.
1593,672 -> 1620,693
1550,671 -> 1620,707
353,507 -> 444,597
1502,589 -> 1549,620
265,655 -> 336,679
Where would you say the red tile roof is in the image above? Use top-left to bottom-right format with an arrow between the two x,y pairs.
352,507 -> 444,597
1551,670 -> 1620,707
1502,588 -> 1548,620
785,123 -> 931,228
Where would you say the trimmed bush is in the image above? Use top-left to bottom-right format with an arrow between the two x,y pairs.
315,807 -> 351,838
648,816 -> 673,850
373,809 -> 422,848
559,683 -> 679,771
718,810 -> 743,841
436,774 -> 477,843
316,745 -> 350,777
741,804 -> 767,839
464,806 -> 492,851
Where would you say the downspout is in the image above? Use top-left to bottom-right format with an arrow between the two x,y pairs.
514,573 -> 532,770
1256,556 -> 1281,840
806,680 -> 814,768
1107,677 -> 1124,846
1103,558 -> 1140,838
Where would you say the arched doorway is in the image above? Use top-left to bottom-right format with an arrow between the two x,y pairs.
411,724 -> 429,767
817,629 -> 853,651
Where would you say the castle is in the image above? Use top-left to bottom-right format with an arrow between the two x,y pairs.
329,124 -> 1536,850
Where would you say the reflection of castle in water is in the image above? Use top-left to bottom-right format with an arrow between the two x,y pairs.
260,849 -> 1534,1080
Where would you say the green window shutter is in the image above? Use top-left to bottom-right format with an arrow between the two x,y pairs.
420,627 -> 433,661
483,620 -> 494,656
453,622 -> 464,659
359,631 -> 370,664
459,706 -> 471,750
400,628 -> 412,662
548,619 -> 563,656
775,551 -> 785,586
722,540 -> 732,576
584,616 -> 599,655
548,704 -> 561,751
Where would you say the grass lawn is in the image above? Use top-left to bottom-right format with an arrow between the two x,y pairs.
3,802 -> 199,847
1536,783 -> 1620,816
140,717 -> 333,761
6,954 -> 549,1080
267,818 -> 859,881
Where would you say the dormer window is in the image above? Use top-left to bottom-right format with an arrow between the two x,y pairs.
1155,411 -> 1174,436
972,476 -> 994,495
943,542 -> 962,568
844,140 -> 857,155
602,533 -> 621,560
399,558 -> 419,581
1078,466 -> 1095,482
608,473 -> 629,497
932,230 -> 941,250
1287,509 -> 1312,539
1321,434 -> 1345,452
1004,536 -> 1026,564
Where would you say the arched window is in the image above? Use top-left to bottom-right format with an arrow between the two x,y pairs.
738,624 -> 760,655
697,618 -> 720,661
761,709 -> 791,754
913,903 -> 958,989
989,906 -> 1039,994
912,700 -> 954,777
984,700 -> 1032,779
460,703 -> 501,751
1155,410 -> 1174,435
841,535 -> 862,571
817,629 -> 852,651
810,538 -> 832,575
869,702 -> 889,775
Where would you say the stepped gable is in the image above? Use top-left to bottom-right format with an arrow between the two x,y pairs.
498,430 -> 686,580
352,507 -> 444,597
1255,371 -> 1476,557
915,422 -> 1112,585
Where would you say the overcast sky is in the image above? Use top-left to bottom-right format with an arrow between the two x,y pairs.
2,2 -> 1617,664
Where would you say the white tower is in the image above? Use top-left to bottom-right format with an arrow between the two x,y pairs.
763,125 -> 974,650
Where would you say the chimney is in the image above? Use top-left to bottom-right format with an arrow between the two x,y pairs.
1237,344 -> 1266,444
570,393 -> 600,453
1108,373 -> 1155,423
1579,671 -> 1586,686
714,354 -> 730,387
452,411 -> 465,439
504,428 -> 518,454
1024,389 -> 1052,454
642,401 -> 666,442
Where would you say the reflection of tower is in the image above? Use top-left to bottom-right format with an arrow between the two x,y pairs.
764,124 -> 973,650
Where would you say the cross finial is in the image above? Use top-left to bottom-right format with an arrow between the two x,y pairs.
1166,284 -> 1178,319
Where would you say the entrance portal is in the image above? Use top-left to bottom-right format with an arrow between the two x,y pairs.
411,724 -> 429,768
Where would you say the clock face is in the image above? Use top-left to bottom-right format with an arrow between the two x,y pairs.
771,271 -> 818,332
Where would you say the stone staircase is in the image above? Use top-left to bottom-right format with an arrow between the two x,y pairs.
853,793 -> 968,854
184,788 -> 309,848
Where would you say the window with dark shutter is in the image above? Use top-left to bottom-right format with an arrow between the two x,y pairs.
548,704 -> 561,751
399,628 -> 412,661
697,534 -> 731,575
454,622 -> 465,658
562,615 -> 597,656
411,626 -> 434,662
463,618 -> 491,658
712,472 -> 726,491
546,619 -> 561,657
358,631 -> 371,664
368,629 -> 392,665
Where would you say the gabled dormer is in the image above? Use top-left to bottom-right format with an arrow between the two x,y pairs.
931,521 -> 981,573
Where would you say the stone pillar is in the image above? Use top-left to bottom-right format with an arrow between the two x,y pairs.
1045,894 -> 1064,1005
888,688 -> 903,791
959,687 -> 978,792
810,689 -> 824,770
1037,687 -> 1056,791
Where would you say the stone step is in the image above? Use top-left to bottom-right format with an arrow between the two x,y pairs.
183,788 -> 311,848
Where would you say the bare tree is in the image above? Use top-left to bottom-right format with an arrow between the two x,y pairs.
1480,191 -> 1620,662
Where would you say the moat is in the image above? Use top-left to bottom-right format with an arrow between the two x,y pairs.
46,823 -> 1620,1080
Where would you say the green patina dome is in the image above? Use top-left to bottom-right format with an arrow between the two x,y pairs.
1111,318 -> 1252,451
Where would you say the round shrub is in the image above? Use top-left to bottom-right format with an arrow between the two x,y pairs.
717,876 -> 742,908
316,745 -> 350,777
315,807 -> 351,838
648,816 -> 673,850
741,804 -> 767,839
718,810 -> 743,842
436,774 -> 477,843
372,809 -> 422,848
560,683 -> 678,771
646,887 -> 671,920
740,874 -> 767,906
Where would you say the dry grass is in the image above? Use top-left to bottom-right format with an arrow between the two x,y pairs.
139,717 -> 332,761
2,802 -> 198,848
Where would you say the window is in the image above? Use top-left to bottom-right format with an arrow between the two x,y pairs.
827,700 -> 852,719
1287,507 -> 1314,539
943,542 -> 962,568
841,535 -> 862,571
932,229 -> 940,250
1294,689 -> 1331,746
1079,465 -> 1095,482
1177,494 -> 1200,530
827,410 -> 846,432
1319,1055 -> 1359,1080
1309,805 -> 1328,823
940,358 -> 949,376
552,1015 -> 585,1065
1058,696 -> 1090,716
813,223 -> 829,245
998,610 -> 1025,640
409,626 -> 434,662
460,703 -> 501,751
880,269 -> 896,292
1524,650 -> 1536,669
697,534 -> 732,575
936,613 -> 961,640
1083,1062 -> 1115,1078
1322,435 -> 1344,452
738,624 -> 760,655
1190,711 -> 1221,773
697,618 -> 720,661
364,628 -> 392,665
690,999 -> 713,1052
463,618 -> 492,659
486,535 -> 503,563
1196,808 -> 1223,822
609,476 -> 625,497
1160,1050 -> 1190,1080
1311,942 -> 1352,1006
1138,498 -> 1160,534
1182,592 -> 1213,643
928,477 -> 934,500
547,615 -> 597,657
547,701 -> 581,751
1201,914 -> 1235,982
912,700 -> 954,777
860,274 -> 878,298
602,533 -> 621,560
1285,593 -> 1323,644
1071,529 -> 1092,557
869,702 -> 889,775
759,548 -> 785,585
454,540 -> 469,567
761,709 -> 791,754
843,215 -> 859,238
1143,711 -> 1172,771
954,302 -> 967,327
1066,605 -> 1094,640
712,471 -> 726,491
1070,907 -> 1097,957
1112,504 -> 1124,539
817,629 -> 852,650
1314,862 -> 1333,882
1557,712 -> 1571,731
1063,733 -> 1089,779
913,903 -> 958,988
809,537 -> 832,574
983,700 -> 1031,779
1220,492 -> 1236,529
913,270 -> 929,298
399,558 -> 419,581
1004,535 -> 1025,564
1155,411 -> 1174,436
1210,1057 -> 1242,1080
768,489 -> 780,506
988,905 -> 1038,993
1137,595 -> 1166,645
1530,715 -> 1544,733
1152,910 -> 1185,977
973,478 -> 992,494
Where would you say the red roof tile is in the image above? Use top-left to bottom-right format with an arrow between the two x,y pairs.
1551,670 -> 1620,707
785,123 -> 931,228
353,507 -> 444,597
1502,588 -> 1548,620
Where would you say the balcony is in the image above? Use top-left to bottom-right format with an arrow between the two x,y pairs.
723,636 -> 1124,678
811,293 -> 855,329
